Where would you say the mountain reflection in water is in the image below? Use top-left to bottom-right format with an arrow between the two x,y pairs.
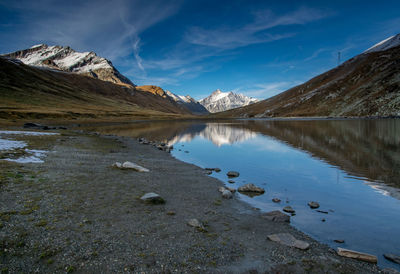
88,119 -> 400,196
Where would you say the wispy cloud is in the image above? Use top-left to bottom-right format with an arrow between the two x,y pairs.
241,82 -> 297,99
185,7 -> 329,49
1,0 -> 180,63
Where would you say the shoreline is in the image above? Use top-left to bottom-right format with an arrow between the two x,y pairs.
0,128 -> 383,272
1,115 -> 399,128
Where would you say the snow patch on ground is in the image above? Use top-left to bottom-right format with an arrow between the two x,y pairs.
0,131 -> 56,163
0,138 -> 27,150
0,131 -> 59,136
4,149 -> 47,163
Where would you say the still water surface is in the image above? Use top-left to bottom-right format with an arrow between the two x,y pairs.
90,119 -> 400,270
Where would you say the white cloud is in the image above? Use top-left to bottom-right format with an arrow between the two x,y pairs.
185,7 -> 329,49
1,0 -> 181,64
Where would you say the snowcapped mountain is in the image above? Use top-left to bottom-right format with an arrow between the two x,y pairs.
364,33 -> 400,53
1,44 -> 134,88
199,89 -> 259,113
166,91 -> 209,115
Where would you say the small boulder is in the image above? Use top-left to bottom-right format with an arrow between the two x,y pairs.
218,186 -> 235,193
228,180 -> 235,184
272,198 -> 281,203
227,171 -> 240,178
283,206 -> 295,214
122,161 -> 149,172
262,210 -> 290,223
140,193 -> 165,204
214,168 -> 221,172
112,162 -> 122,168
384,254 -> 400,265
238,183 -> 265,194
205,170 -> 212,175
308,201 -> 320,209
222,190 -> 233,199
187,219 -> 206,232
267,233 -> 309,250
225,187 -> 236,193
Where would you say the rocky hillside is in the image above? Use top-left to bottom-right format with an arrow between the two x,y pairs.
217,34 -> 400,118
199,89 -> 258,113
0,57 -> 191,120
1,44 -> 135,88
166,91 -> 209,115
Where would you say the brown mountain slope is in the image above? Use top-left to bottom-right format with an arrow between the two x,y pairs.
216,45 -> 400,118
136,85 -> 168,98
0,57 -> 191,121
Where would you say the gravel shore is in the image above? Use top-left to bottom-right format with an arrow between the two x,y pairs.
0,129 -> 382,273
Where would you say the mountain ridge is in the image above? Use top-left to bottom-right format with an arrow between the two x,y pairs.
199,89 -> 258,113
165,91 -> 209,115
1,44 -> 135,88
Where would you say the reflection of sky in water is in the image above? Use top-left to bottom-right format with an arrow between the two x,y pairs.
172,129 -> 400,270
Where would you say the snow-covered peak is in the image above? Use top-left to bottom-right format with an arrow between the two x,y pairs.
207,89 -> 230,101
165,91 -> 209,114
199,89 -> 259,113
6,44 -> 113,73
166,91 -> 195,103
364,34 -> 400,53
1,44 -> 134,87
178,95 -> 192,103
166,91 -> 186,103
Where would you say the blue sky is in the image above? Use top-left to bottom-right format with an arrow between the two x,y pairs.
1,0 -> 399,100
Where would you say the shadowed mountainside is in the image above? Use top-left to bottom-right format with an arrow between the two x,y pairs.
0,57 -> 191,121
216,45 -> 400,118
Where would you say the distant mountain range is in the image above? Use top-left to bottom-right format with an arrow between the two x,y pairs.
216,34 -> 400,118
163,89 -> 259,114
199,89 -> 259,113
1,44 -> 257,116
1,44 -> 134,88
2,34 -> 399,120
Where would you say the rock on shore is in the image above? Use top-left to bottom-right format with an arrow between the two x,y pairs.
267,233 -> 310,250
237,183 -> 265,194
112,161 -> 149,172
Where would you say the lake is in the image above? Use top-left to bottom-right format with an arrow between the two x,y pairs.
88,119 -> 400,270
